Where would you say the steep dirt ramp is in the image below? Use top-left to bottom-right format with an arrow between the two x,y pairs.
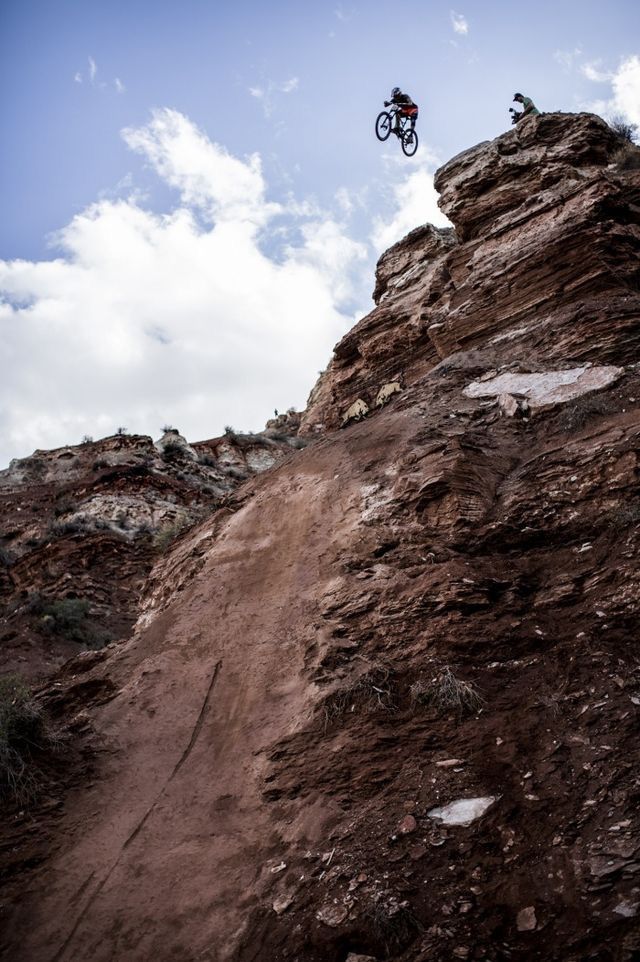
1,416 -> 415,962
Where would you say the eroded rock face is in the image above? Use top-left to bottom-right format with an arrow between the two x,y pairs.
0,427 -> 303,678
300,112 -> 640,434
372,224 -> 457,304
2,114 -> 640,962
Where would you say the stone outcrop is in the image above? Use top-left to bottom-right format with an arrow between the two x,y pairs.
2,114 -> 640,962
300,112 -> 640,434
0,425 -> 303,678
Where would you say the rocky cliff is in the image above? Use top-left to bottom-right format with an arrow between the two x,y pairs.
1,113 -> 640,962
0,416 -> 303,679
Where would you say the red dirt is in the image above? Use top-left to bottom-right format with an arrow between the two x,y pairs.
1,113 -> 640,962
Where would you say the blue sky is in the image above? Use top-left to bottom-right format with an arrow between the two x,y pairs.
1,0 -> 639,465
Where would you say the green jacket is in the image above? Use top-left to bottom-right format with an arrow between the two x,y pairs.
521,96 -> 540,116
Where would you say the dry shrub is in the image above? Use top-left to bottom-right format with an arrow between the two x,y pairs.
612,142 -> 640,170
606,500 -> 640,532
556,393 -> 617,432
321,662 -> 395,729
410,665 -> 484,715
363,898 -> 422,954
0,676 -> 60,805
609,115 -> 638,144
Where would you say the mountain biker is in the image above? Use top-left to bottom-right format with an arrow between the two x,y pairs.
512,92 -> 540,121
384,87 -> 419,132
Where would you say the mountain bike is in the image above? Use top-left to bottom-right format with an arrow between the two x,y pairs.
375,105 -> 419,157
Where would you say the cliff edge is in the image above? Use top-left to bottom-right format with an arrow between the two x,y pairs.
2,113 -> 640,962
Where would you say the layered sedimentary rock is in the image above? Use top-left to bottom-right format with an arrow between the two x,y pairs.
301,112 -> 640,433
0,422 -> 302,678
2,114 -> 640,962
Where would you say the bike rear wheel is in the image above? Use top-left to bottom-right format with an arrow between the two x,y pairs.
401,127 -> 418,157
375,111 -> 392,141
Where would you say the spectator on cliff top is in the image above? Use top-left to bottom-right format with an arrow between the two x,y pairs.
512,92 -> 540,121
384,87 -> 419,132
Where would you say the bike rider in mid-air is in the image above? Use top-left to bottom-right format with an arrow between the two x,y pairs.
384,87 -> 419,133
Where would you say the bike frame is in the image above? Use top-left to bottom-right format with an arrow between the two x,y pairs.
387,106 -> 414,136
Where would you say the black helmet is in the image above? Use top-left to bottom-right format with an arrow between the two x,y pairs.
391,87 -> 401,97
513,92 -> 523,100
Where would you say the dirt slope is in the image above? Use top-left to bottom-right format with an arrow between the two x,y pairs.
2,113 -> 640,962
0,419 -> 302,679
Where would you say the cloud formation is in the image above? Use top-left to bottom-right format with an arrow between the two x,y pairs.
73,56 -> 125,94
553,47 -> 582,72
450,11 -> 469,35
248,77 -> 299,118
583,54 -> 640,126
0,109 -> 367,465
371,155 -> 452,253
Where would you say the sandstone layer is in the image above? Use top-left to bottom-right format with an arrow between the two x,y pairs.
0,418 -> 302,679
1,114 -> 640,962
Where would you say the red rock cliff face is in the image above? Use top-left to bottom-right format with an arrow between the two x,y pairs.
301,112 -> 639,433
2,114 -> 640,962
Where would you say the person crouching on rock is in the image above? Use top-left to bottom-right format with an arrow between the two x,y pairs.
385,86 -> 419,133
511,92 -> 540,123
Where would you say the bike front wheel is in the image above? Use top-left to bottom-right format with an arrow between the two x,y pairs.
375,111 -> 392,141
402,127 -> 418,157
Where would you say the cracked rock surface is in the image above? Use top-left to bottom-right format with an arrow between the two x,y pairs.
1,114 -> 640,962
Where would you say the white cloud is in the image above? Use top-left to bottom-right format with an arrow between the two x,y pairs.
88,56 -> 97,83
248,77 -> 300,118
371,157 -> 452,253
581,60 -> 612,83
553,47 -> 582,72
450,11 -> 469,35
114,77 -> 126,94
122,109 -> 281,227
583,54 -> 640,126
0,109 -> 368,466
74,71 -> 82,84
610,55 -> 640,124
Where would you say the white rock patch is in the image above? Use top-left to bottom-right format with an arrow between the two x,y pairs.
463,366 -> 623,410
427,796 -> 499,826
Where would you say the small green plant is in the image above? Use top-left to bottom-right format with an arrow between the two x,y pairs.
0,675 -> 59,805
28,595 -> 108,649
223,425 -> 236,438
222,464 -> 248,481
410,665 -> 484,715
161,440 -> 184,461
116,426 -> 128,436
153,515 -> 190,551
81,435 -> 94,444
